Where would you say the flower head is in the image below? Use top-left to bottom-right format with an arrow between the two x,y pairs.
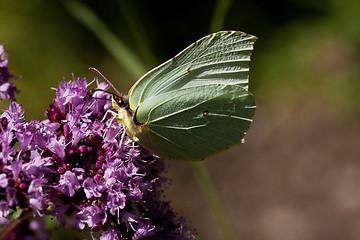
0,45 -> 18,100
0,75 -> 194,239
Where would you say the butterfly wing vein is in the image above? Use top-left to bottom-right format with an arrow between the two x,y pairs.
129,31 -> 257,110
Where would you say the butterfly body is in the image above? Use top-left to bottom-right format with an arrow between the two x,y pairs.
110,96 -> 144,142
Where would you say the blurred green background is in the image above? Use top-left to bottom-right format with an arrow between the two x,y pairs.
1,0 -> 360,239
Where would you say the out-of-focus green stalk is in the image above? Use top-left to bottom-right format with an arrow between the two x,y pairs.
116,0 -> 157,67
191,161 -> 238,240
210,0 -> 232,32
0,209 -> 31,240
203,1 -> 240,239
62,0 -> 147,79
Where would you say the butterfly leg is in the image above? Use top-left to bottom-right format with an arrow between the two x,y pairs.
111,127 -> 127,158
101,109 -> 118,122
102,109 -> 118,138
132,141 -> 136,150
118,128 -> 127,148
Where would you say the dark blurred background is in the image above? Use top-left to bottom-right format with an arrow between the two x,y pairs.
1,0 -> 360,239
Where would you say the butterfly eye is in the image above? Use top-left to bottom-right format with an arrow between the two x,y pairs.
112,94 -> 120,104
112,94 -> 129,108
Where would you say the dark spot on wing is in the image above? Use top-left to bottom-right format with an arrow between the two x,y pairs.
203,110 -> 209,117
187,67 -> 191,73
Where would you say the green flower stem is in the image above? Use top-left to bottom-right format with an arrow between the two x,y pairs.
191,161 -> 238,240
116,0 -> 158,67
210,0 -> 233,33
0,209 -> 32,240
62,0 -> 147,79
206,8 -> 240,238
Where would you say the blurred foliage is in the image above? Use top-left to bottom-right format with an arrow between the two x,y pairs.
45,215 -> 96,240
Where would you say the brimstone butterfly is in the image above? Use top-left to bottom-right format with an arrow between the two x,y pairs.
96,30 -> 257,161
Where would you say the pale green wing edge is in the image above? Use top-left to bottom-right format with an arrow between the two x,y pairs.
128,31 -> 257,111
135,84 -> 256,161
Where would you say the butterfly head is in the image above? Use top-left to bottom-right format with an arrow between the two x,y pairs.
111,94 -> 129,110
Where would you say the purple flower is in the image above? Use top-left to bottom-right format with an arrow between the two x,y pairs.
126,176 -> 144,201
0,74 -> 195,239
83,177 -> 104,198
0,174 -> 8,188
54,76 -> 89,112
133,221 -> 156,240
0,45 -> 18,100
29,198 -> 47,217
27,178 -> 48,199
78,205 -> 107,229
120,211 -> 140,232
10,158 -> 21,179
58,171 -> 81,197
0,200 -> 9,218
6,187 -> 18,207
48,135 -> 66,160
106,186 -> 126,215
99,226 -> 121,240
22,151 -> 53,178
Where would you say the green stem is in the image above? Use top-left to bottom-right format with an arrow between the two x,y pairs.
191,161 -> 238,240
209,0 -> 233,32
116,0 -> 158,67
62,0 -> 147,79
0,210 -> 32,240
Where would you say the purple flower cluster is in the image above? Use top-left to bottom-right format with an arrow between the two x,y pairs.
0,45 -> 18,100
0,49 -> 194,239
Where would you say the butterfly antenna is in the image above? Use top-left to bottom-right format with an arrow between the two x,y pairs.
89,67 -> 122,96
69,98 -> 94,131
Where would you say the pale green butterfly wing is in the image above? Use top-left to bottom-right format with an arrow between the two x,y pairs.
128,31 -> 257,110
134,84 -> 255,161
